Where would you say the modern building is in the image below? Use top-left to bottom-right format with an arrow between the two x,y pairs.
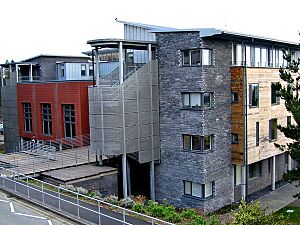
1,55 -> 93,152
87,21 -> 300,212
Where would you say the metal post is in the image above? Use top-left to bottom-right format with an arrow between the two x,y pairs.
59,140 -> 62,151
98,201 -> 101,225
29,64 -> 33,82
241,165 -> 246,200
150,161 -> 155,201
27,177 -> 29,197
95,48 -> 100,86
288,154 -> 292,171
58,187 -> 61,210
42,182 -> 45,204
148,44 -> 152,61
119,42 -> 124,84
122,209 -> 126,224
272,155 -> 276,191
33,157 -> 35,177
122,154 -> 127,199
77,193 -> 80,218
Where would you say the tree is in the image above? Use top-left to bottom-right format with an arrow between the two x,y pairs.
274,49 -> 300,198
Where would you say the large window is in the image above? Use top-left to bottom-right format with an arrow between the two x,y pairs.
182,49 -> 212,66
271,83 -> 280,105
182,92 -> 213,109
23,103 -> 32,133
63,104 -> 76,138
81,64 -> 86,76
234,165 -> 242,186
41,104 -> 52,135
249,84 -> 259,107
269,118 -> 277,141
249,162 -> 262,179
183,181 -> 214,199
183,134 -> 213,151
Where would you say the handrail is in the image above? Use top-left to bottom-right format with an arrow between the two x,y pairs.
0,167 -> 174,225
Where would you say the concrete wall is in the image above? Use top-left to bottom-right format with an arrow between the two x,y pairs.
155,32 -> 234,212
1,86 -> 19,153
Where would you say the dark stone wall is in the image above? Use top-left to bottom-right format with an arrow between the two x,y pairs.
155,32 -> 234,212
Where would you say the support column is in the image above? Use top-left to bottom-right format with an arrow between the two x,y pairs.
95,48 -> 100,86
150,160 -> 155,201
119,42 -> 124,84
15,64 -> 18,83
122,154 -> 128,199
29,64 -> 33,81
241,165 -> 247,201
288,154 -> 292,171
148,44 -> 152,62
127,159 -> 131,196
272,155 -> 276,191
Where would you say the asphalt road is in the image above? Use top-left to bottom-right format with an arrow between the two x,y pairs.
0,190 -> 76,225
0,177 -> 158,225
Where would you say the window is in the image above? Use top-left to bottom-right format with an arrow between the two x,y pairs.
249,84 -> 259,107
182,92 -> 213,109
233,44 -> 242,65
89,65 -> 93,76
254,47 -> 261,67
183,181 -> 214,199
63,104 -> 76,138
231,92 -> 238,103
182,49 -> 212,66
269,118 -> 277,141
23,103 -> 32,133
249,162 -> 262,179
256,122 -> 259,146
234,165 -> 242,186
81,64 -> 86,76
182,134 -> 213,151
60,65 -> 65,77
287,116 -> 291,126
232,133 -> 238,144
271,83 -> 280,105
41,104 -> 52,135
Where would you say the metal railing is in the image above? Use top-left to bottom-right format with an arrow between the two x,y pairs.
0,167 -> 174,225
231,61 -> 288,68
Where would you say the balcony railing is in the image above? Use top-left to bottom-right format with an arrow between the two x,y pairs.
232,61 -> 288,68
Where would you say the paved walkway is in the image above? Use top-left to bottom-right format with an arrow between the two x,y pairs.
257,182 -> 299,214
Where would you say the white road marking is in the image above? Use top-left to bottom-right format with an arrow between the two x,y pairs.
0,199 -> 9,203
47,220 -> 53,225
14,212 -> 47,220
9,202 -> 15,213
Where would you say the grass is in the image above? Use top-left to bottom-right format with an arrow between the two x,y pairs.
276,206 -> 300,224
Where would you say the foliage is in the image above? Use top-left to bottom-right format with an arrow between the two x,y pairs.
119,197 -> 134,208
274,50 -> 300,198
103,195 -> 120,206
276,206 -> 300,224
230,201 -> 286,225
132,202 -> 146,213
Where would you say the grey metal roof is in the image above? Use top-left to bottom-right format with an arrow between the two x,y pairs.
87,38 -> 157,50
115,19 -> 176,31
21,54 -> 89,62
152,28 -> 299,47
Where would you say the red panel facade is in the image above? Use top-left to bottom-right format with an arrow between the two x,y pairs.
17,81 -> 92,141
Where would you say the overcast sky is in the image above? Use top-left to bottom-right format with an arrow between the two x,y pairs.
1,0 -> 299,63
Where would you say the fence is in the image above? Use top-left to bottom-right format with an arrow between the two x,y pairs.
0,167 -> 174,225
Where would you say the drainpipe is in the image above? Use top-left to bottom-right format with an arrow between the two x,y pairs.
242,43 -> 249,202
92,49 -> 95,87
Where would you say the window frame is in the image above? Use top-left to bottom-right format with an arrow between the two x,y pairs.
181,92 -> 213,110
269,118 -> 278,141
183,180 -> 214,199
231,133 -> 238,144
63,104 -> 76,138
249,162 -> 262,179
271,82 -> 280,105
41,103 -> 52,136
182,49 -> 212,66
89,65 -> 93,76
81,64 -> 87,76
23,103 -> 32,133
249,83 -> 259,107
231,92 -> 238,103
182,134 -> 213,152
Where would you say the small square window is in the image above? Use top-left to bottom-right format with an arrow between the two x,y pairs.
81,65 -> 86,76
271,83 -> 280,105
232,133 -> 238,144
231,92 -> 238,103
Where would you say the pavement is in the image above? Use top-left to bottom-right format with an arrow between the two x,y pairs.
257,182 -> 300,214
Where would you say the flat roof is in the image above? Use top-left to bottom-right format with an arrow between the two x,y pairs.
21,54 -> 90,62
152,28 -> 300,47
87,38 -> 157,50
115,18 -> 176,31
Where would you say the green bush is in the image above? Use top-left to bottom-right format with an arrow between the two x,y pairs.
185,215 -> 207,225
231,201 -> 286,225
181,208 -> 197,219
147,200 -> 165,217
132,202 -> 146,213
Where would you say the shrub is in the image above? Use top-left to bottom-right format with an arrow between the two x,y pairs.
185,215 -> 207,225
132,202 -> 146,213
147,200 -> 164,218
104,195 -> 120,206
76,186 -> 88,195
133,195 -> 147,204
181,208 -> 197,219
119,198 -> 134,208
231,201 -> 286,225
